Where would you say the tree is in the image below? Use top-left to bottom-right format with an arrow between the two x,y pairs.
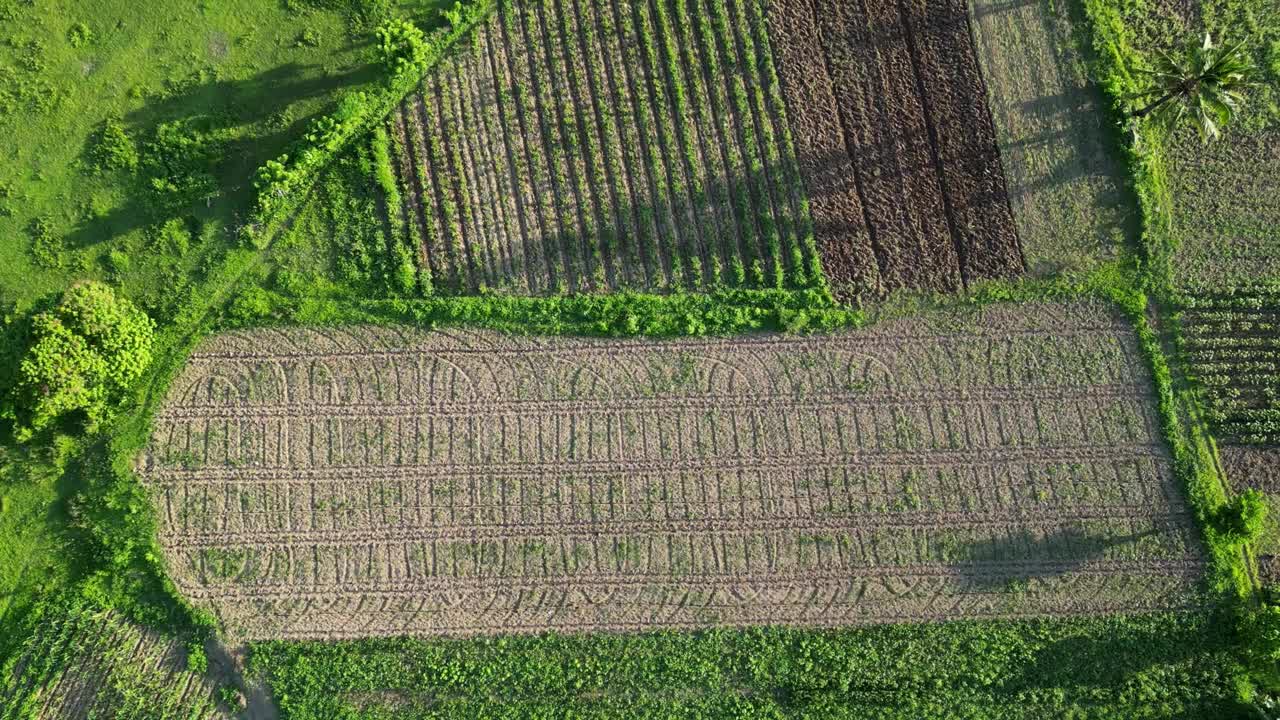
375,19 -> 427,80
1130,33 -> 1255,142
1214,488 -> 1268,545
13,281 -> 155,441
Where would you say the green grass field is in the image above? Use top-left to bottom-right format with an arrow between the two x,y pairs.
0,0 -> 442,650
969,0 -> 1136,278
0,0 -> 423,313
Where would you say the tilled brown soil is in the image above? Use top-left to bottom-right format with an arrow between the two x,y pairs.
766,0 -> 1023,300
140,302 -> 1204,640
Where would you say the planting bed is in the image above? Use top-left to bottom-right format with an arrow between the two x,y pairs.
389,0 -> 817,295
1170,130 -> 1280,289
765,0 -> 1024,299
1180,288 -> 1280,445
0,606 -> 227,719
140,301 -> 1204,640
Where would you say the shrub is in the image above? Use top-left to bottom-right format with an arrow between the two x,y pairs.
227,286 -> 277,324
150,218 -> 192,258
376,19 -> 428,79
296,27 -> 322,47
13,282 -> 155,441
28,216 -> 64,269
186,641 -> 208,674
143,119 -> 227,212
88,118 -> 138,173
67,22 -> 93,48
106,249 -> 131,276
1215,489 -> 1269,545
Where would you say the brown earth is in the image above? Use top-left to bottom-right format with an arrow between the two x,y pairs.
139,301 -> 1204,640
766,0 -> 1024,300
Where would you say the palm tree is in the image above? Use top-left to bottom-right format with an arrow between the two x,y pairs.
1130,33 -> 1255,142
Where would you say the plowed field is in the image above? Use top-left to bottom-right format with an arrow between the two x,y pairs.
766,0 -> 1024,299
141,301 -> 1203,640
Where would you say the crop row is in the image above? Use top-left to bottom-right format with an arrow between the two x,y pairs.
1180,291 -> 1280,444
392,0 -> 819,295
0,605 -> 222,720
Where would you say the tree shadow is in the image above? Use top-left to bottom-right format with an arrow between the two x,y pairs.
64,60 -> 380,255
970,0 -> 1039,22
949,524 -> 1166,591
122,62 -> 381,131
997,608 -> 1242,705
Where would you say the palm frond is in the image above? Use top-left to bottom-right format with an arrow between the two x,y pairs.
1130,32 -> 1256,142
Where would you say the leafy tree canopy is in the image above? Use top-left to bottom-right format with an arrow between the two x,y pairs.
14,281 -> 155,441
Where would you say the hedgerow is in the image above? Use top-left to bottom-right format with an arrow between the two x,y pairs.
245,0 -> 496,247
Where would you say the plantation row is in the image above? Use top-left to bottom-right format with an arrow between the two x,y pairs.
1180,287 -> 1280,445
388,0 -> 820,295
0,605 -> 226,719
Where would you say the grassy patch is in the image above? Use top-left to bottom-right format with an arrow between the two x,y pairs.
0,0 -> 437,314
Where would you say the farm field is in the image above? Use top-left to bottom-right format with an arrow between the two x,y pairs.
1160,0 -> 1280,290
387,0 -> 818,295
139,301 -> 1205,640
0,604 -> 229,719
968,0 -> 1133,276
764,0 -> 1024,299
1169,130 -> 1280,289
2,0 -> 1280,716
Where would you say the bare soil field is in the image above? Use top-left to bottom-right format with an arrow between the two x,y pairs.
968,0 -> 1134,276
764,0 -> 1024,299
137,301 -> 1203,640
0,606 -> 229,719
391,0 -> 818,295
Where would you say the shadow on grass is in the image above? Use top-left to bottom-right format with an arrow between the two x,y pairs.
63,60 -> 382,255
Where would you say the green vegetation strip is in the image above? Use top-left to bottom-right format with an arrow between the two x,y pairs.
249,611 -> 1241,718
